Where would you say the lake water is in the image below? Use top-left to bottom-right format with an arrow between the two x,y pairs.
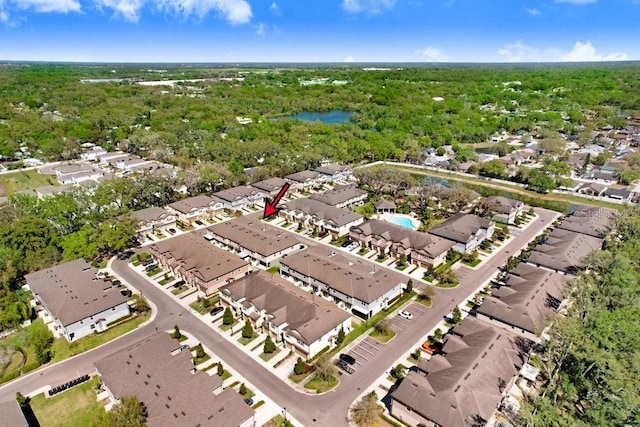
272,110 -> 352,124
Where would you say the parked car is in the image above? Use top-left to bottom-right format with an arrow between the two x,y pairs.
210,306 -> 224,316
179,344 -> 190,351
398,310 -> 413,320
167,228 -> 177,235
244,398 -> 253,406
339,353 -> 356,365
195,220 -> 204,226
338,360 -> 355,374
144,263 -> 158,272
142,257 -> 154,266
341,239 -> 353,248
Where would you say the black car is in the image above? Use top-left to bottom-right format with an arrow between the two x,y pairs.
339,353 -> 356,365
210,306 -> 224,316
244,398 -> 253,406
341,239 -> 353,248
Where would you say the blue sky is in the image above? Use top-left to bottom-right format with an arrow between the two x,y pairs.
0,0 -> 639,62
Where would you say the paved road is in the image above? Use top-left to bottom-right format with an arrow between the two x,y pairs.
0,208 -> 558,426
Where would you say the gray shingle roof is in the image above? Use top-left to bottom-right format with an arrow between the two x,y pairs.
310,185 -> 367,207
206,215 -> 301,257
477,264 -> 566,334
392,317 -> 532,427
280,246 -> 406,303
220,270 -> 350,346
251,177 -> 288,193
527,228 -> 603,274
281,198 -> 363,228
149,234 -> 249,283
25,259 -> 127,326
167,195 -> 217,214
95,333 -> 252,427
350,219 -> 454,259
428,213 -> 492,245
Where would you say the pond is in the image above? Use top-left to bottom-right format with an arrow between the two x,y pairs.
271,110 -> 353,124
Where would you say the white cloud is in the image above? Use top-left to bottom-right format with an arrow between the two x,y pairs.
498,39 -> 628,62
269,1 -> 279,14
525,7 -> 540,15
497,40 -> 540,62
561,40 -> 628,61
255,21 -> 265,36
95,0 -> 144,22
12,0 -> 80,13
555,0 -> 597,4
415,46 -> 448,61
344,55 -> 354,62
342,0 -> 396,14
157,0 -> 252,24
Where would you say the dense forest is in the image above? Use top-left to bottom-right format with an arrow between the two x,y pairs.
1,64 -> 639,178
521,206 -> 640,426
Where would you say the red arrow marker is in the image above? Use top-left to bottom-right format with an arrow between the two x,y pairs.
263,183 -> 290,219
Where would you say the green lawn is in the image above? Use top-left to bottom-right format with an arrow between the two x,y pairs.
304,375 -> 339,394
266,265 -> 280,274
30,377 -> 105,427
158,276 -> 174,286
51,312 -> 149,363
370,329 -> 396,343
171,284 -> 189,295
436,280 -> 460,289
462,259 -> 482,267
219,369 -> 232,381
193,354 -> 211,365
0,169 -> 60,195
145,268 -> 162,277
415,297 -> 433,308
288,371 -> 312,384
238,335 -> 258,346
259,348 -> 281,362
189,295 -> 220,314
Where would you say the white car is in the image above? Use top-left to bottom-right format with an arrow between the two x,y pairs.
398,310 -> 413,320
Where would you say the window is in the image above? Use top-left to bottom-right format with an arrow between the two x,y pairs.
90,324 -> 95,330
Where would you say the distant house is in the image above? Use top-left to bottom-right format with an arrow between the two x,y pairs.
280,247 -> 407,318
284,170 -> 322,191
373,199 -> 396,214
166,195 -> 223,225
97,152 -> 128,164
428,213 -> 495,253
220,271 -> 351,359
604,187 -> 632,202
587,168 -> 617,183
350,219 -> 454,268
131,207 -> 177,237
80,146 -> 107,161
148,234 -> 250,296
25,259 -> 130,342
279,198 -> 364,237
309,185 -> 368,208
23,158 -> 44,167
54,163 -> 102,184
312,164 -> 352,182
213,186 -> 265,211
484,196 -> 525,224
251,177 -> 288,197
578,182 -> 606,197
115,157 -> 149,173
94,332 -> 253,427
204,215 -> 305,268
476,263 -> 567,340
391,317 -> 532,427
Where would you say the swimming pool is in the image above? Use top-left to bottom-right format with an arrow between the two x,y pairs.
381,213 -> 421,230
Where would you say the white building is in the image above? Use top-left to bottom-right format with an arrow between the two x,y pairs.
24,259 -> 130,342
279,247 -> 407,319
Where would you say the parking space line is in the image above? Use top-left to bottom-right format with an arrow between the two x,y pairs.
356,345 -> 376,356
350,349 -> 369,361
360,340 -> 379,351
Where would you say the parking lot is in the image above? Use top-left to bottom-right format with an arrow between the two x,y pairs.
338,301 -> 428,375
